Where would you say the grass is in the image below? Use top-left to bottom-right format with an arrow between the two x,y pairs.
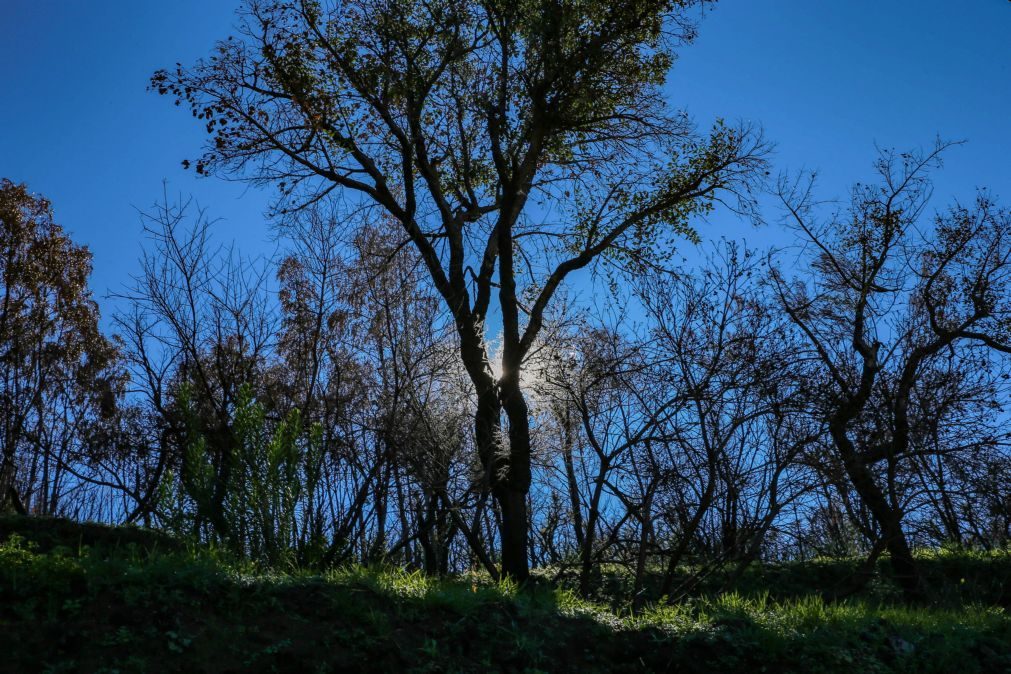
1,517 -> 1010,673
547,548 -> 1011,609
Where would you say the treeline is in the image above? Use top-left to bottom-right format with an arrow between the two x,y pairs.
2,0 -> 1010,604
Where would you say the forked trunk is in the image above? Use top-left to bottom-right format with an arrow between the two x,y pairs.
833,426 -> 923,601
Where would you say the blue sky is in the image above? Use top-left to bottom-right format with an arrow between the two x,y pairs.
2,0 -> 1009,325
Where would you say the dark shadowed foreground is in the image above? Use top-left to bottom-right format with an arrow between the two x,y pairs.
2,517 -> 1009,673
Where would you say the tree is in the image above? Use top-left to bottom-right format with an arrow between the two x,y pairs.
0,179 -> 123,516
773,143 -> 1011,599
278,210 -> 482,573
636,242 -> 814,600
534,319 -> 662,596
114,194 -> 276,532
154,0 -> 767,580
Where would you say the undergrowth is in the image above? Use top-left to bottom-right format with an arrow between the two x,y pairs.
1,517 -> 1009,673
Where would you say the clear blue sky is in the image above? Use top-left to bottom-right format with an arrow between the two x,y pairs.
2,0 -> 1009,325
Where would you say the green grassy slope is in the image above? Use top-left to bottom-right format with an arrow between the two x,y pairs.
1,517 -> 1009,673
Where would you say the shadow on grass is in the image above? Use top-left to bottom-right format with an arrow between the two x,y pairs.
1,517 -> 1009,673
559,549 -> 1011,611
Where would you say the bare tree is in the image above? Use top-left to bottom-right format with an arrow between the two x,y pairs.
772,142 -> 1011,599
114,194 -> 275,538
637,242 -> 813,600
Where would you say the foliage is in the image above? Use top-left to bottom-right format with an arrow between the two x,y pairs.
0,179 -> 124,516
151,0 -> 770,581
158,383 -> 325,568
3,5 -> 1010,659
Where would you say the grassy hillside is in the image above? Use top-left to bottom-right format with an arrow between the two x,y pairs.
1,517 -> 1010,673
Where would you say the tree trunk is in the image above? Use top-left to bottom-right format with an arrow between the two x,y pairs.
0,456 -> 26,515
660,469 -> 718,600
460,322 -> 531,582
833,425 -> 923,601
560,413 -> 584,550
495,485 -> 529,582
578,464 -> 608,597
498,379 -> 532,583
419,492 -> 439,575
4,485 -> 26,516
632,491 -> 655,614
